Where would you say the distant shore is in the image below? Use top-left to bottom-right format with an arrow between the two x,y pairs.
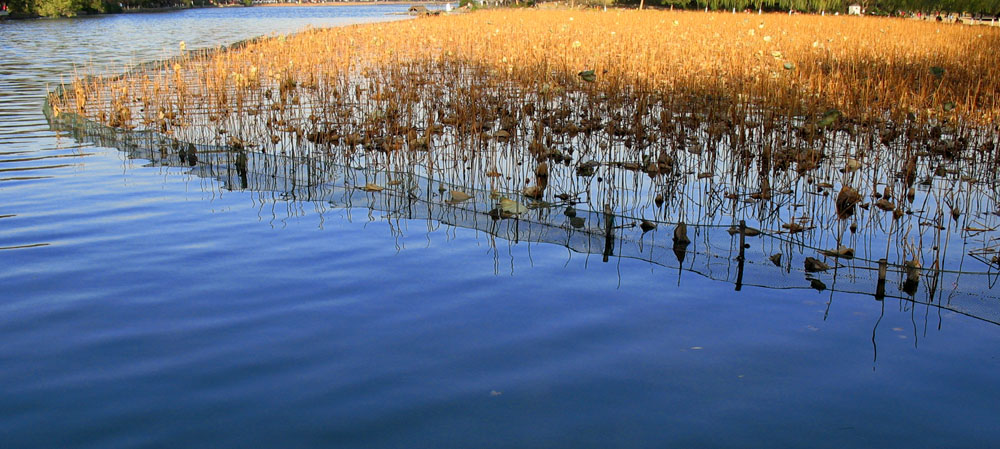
1,4 -> 218,20
256,1 -> 449,6
0,2 -> 452,20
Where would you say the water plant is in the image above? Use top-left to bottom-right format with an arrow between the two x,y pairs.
48,9 -> 1000,303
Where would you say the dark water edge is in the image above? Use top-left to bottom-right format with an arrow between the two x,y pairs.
2,6 -> 1000,448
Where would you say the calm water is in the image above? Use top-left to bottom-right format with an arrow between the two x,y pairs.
2,7 -> 1000,448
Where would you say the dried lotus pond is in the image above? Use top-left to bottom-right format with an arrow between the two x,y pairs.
48,9 -> 1000,318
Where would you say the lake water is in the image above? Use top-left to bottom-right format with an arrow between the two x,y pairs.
2,6 -> 1000,448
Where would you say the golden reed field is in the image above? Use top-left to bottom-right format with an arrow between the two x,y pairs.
56,9 -> 1000,135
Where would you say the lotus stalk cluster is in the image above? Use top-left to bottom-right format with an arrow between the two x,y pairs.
50,9 -> 1000,276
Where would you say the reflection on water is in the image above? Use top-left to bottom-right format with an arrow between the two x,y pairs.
4,7 -> 1000,449
46,109 -> 1000,327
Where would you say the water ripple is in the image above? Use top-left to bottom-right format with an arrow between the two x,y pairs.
1,7 -> 999,449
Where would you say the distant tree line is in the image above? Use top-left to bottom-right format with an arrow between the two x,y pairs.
4,0 -> 252,17
618,0 -> 1000,15
7,0 -> 999,18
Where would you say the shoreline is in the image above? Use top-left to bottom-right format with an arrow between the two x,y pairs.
0,2 -> 448,20
1,5 -> 220,20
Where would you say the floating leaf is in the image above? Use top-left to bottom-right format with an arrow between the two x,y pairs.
835,185 -> 861,219
639,219 -> 657,233
783,222 -> 806,233
727,225 -> 762,236
943,101 -> 956,112
523,185 -> 545,199
875,199 -> 895,211
843,158 -> 861,173
930,66 -> 945,78
570,216 -> 585,228
804,256 -> 831,272
820,245 -> 855,259
528,200 -> 552,209
447,190 -> 473,204
362,183 -> 384,192
578,69 -> 597,83
783,62 -> 795,70
673,222 -> 690,244
487,208 -> 508,220
499,197 -> 528,215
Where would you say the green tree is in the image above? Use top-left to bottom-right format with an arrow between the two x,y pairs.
34,0 -> 80,16
7,0 -> 35,14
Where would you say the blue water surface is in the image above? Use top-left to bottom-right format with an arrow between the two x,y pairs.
1,6 -> 999,448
